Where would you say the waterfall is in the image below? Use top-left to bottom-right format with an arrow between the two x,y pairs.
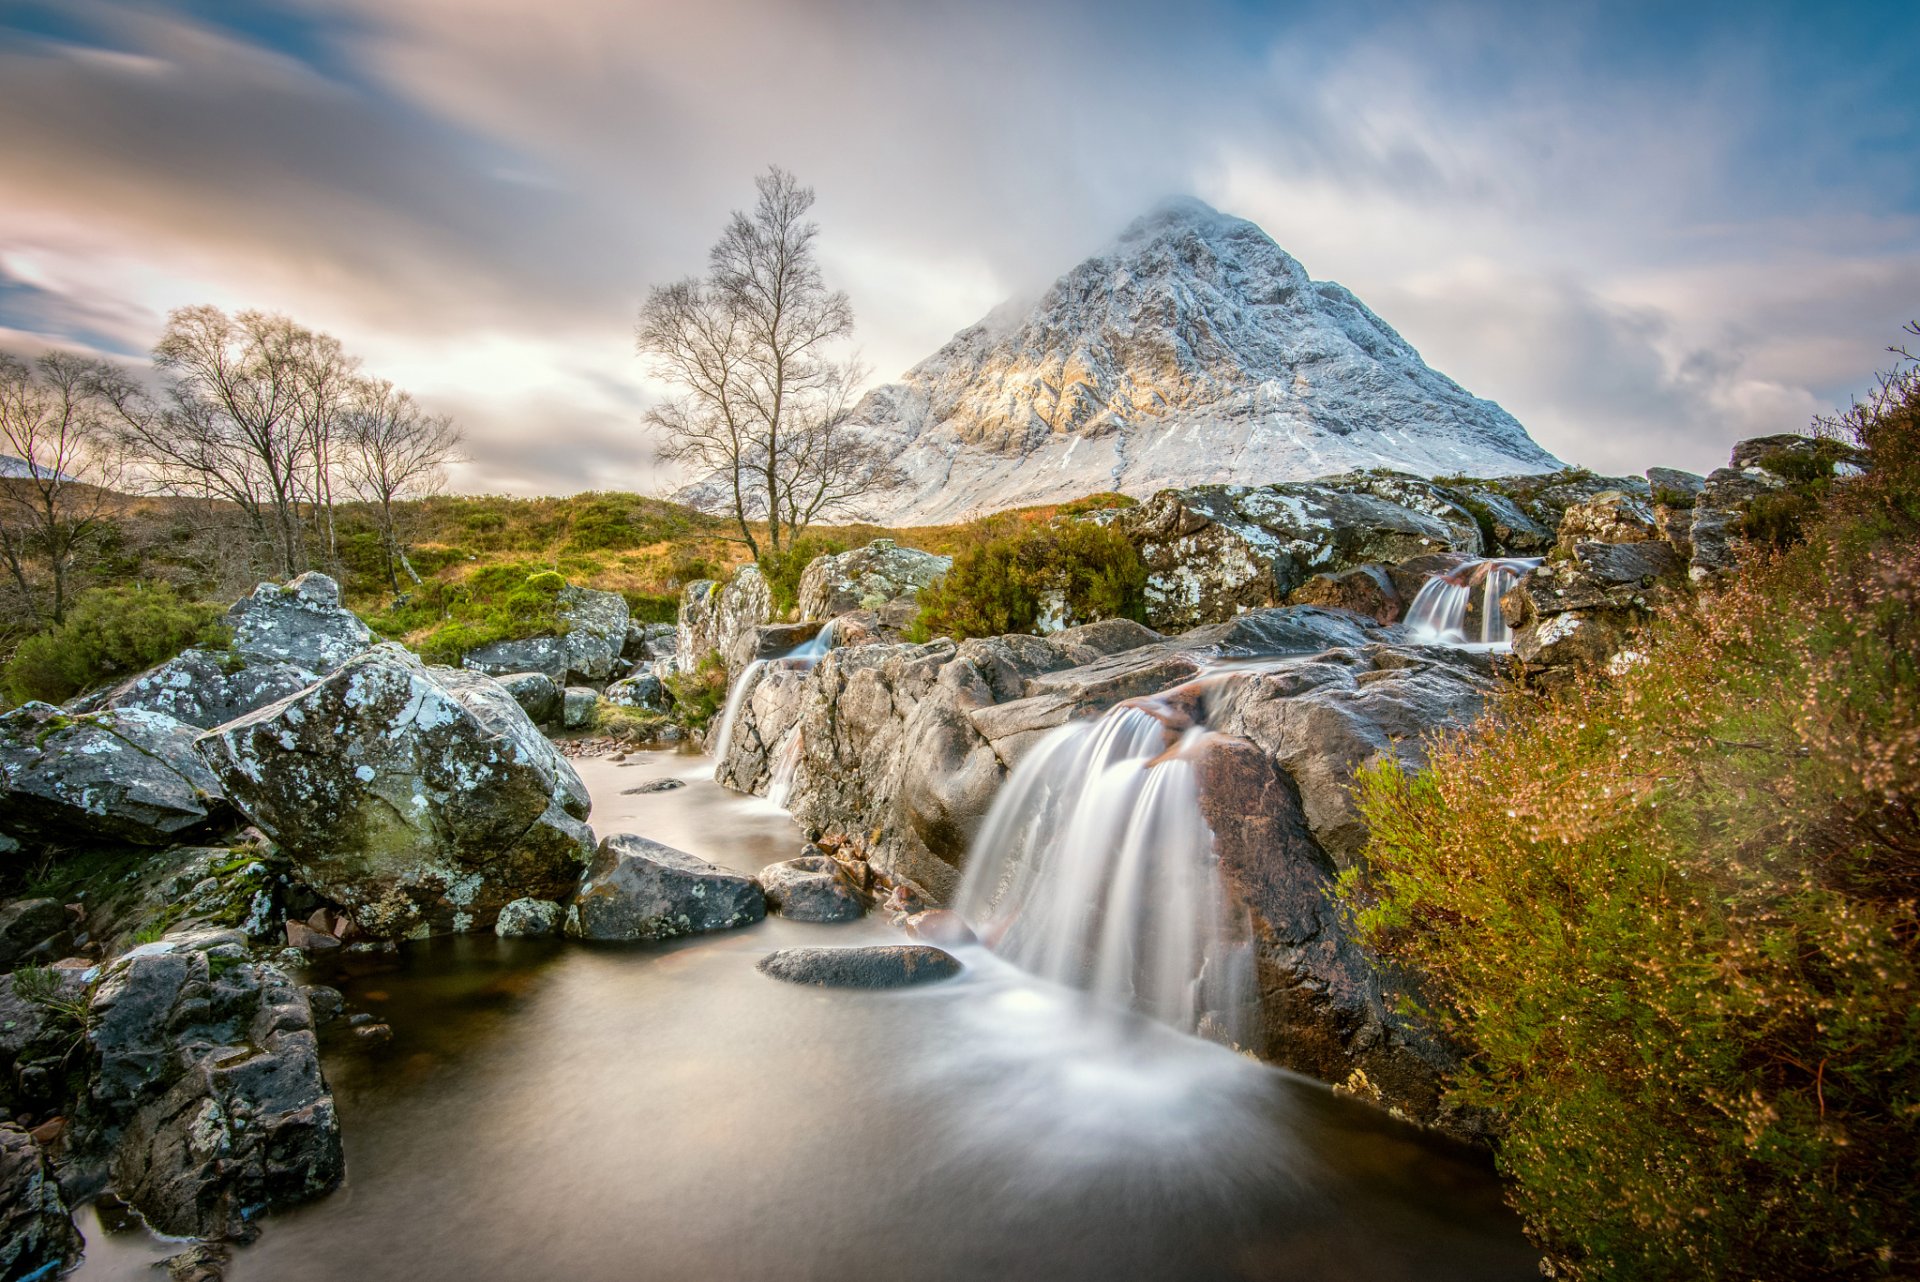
708,619 -> 837,767
1403,557 -> 1541,647
765,725 -> 804,810
957,702 -> 1255,1044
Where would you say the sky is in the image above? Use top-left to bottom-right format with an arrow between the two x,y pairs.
0,0 -> 1914,493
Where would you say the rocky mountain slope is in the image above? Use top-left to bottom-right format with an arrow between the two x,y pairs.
845,198 -> 1560,524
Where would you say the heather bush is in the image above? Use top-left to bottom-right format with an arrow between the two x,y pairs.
1340,334 -> 1920,1280
913,521 -> 1146,641
3,584 -> 226,705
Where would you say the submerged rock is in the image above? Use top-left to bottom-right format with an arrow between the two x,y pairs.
199,646 -> 594,938
566,834 -> 765,942
0,1121 -> 82,1282
0,703 -> 226,847
757,853 -> 865,923
225,572 -> 373,675
755,944 -> 961,988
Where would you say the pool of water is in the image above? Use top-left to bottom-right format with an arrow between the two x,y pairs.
72,748 -> 1537,1281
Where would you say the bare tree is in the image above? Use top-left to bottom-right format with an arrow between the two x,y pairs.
637,166 -> 898,558
0,351 -> 128,627
291,328 -> 359,569
340,377 -> 461,592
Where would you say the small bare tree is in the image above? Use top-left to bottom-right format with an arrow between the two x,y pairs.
291,328 -> 359,569
340,378 -> 461,592
0,351 -> 128,627
637,166 -> 899,558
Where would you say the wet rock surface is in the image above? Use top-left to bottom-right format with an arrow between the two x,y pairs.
0,702 -> 226,847
0,1120 -> 82,1281
757,854 -> 865,923
755,944 -> 961,988
199,646 -> 594,938
566,834 -> 765,942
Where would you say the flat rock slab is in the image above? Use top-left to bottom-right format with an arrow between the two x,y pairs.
756,944 -> 961,988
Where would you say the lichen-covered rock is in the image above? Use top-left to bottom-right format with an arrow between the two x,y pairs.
622,621 -> 678,665
1554,490 -> 1660,549
0,703 -> 225,846
198,646 -> 594,938
755,944 -> 960,988
554,586 -> 629,682
87,927 -> 343,1238
494,898 -> 563,938
565,834 -> 764,942
1503,539 -> 1684,685
0,1121 -> 82,1282
603,673 -> 669,714
78,646 -> 317,730
561,686 -> 599,730
225,572 -> 373,675
796,539 -> 952,622
1113,475 -> 1483,630
495,671 -> 562,726
676,565 -> 771,676
757,853 -> 865,923
462,635 -> 569,683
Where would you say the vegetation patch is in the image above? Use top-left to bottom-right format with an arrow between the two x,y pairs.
664,652 -> 729,732
912,520 -> 1147,641
363,562 -> 573,666
2,583 -> 226,706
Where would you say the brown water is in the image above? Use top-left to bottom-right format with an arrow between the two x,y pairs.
71,749 -> 1538,1281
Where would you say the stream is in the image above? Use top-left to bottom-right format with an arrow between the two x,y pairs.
71,747 -> 1537,1281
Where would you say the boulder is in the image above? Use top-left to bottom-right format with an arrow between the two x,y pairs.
1503,540 -> 1684,685
603,673 -> 670,714
456,586 -> 629,685
495,671 -> 562,726
565,834 -> 765,942
78,646 -> 317,730
755,944 -> 962,988
1284,564 -> 1401,623
87,927 -> 344,1239
757,853 -> 865,923
225,572 -> 373,675
0,703 -> 225,846
676,565 -> 771,676
1646,466 -> 1706,504
462,635 -> 569,683
561,686 -> 599,729
0,900 -> 73,973
0,1122 -> 81,1282
495,898 -> 563,938
198,646 -> 594,938
622,621 -> 678,665
796,539 -> 952,622
1554,490 -> 1660,549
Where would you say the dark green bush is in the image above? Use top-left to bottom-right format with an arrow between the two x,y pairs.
913,521 -> 1146,641
3,584 -> 226,705
758,535 -> 851,617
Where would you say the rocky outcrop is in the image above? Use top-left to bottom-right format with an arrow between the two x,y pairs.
225,572 -> 373,675
756,944 -> 961,988
622,621 -> 678,665
796,539 -> 951,624
676,565 -> 771,676
0,1121 -> 82,1282
1687,434 -> 1841,582
1109,475 -> 1484,630
198,646 -> 593,938
565,834 -> 765,942
0,703 -> 225,847
86,927 -> 343,1239
79,647 -> 316,730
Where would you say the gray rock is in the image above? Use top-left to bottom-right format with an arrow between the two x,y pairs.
87,927 -> 343,1238
757,854 -> 865,923
623,620 -> 678,664
619,778 -> 686,795
1555,490 -> 1660,550
566,834 -> 765,942
494,898 -> 563,938
495,671 -> 563,726
0,1122 -> 81,1282
1687,434 -> 1835,582
561,686 -> 599,729
676,565 -> 771,676
755,944 -> 962,988
463,635 -> 569,683
796,539 -> 952,622
79,646 -> 317,730
0,900 -> 71,973
198,646 -> 594,938
1646,466 -> 1706,501
0,703 -> 225,846
603,673 -> 669,714
555,586 -> 630,683
225,572 -> 373,675
1286,564 -> 1402,623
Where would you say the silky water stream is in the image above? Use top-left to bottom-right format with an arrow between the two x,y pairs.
71,744 -> 1537,1281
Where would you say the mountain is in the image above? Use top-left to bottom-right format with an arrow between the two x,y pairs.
842,197 -> 1560,524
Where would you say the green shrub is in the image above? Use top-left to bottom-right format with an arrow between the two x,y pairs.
759,535 -> 851,618
1337,349 -> 1920,1279
365,562 -> 571,666
913,521 -> 1146,641
664,651 -> 728,732
3,584 -> 226,705
623,592 -> 679,625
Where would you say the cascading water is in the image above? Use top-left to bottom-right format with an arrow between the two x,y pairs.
709,619 -> 836,767
957,701 -> 1255,1045
1403,556 -> 1541,646
764,725 -> 804,810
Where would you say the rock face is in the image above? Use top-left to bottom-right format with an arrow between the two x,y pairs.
0,703 -> 225,846
796,539 -> 952,623
86,927 -> 343,1239
756,944 -> 961,988
0,964 -> 94,1121
0,1121 -> 82,1282
566,834 -> 765,942
676,565 -> 772,676
1108,475 -> 1484,630
199,647 -> 594,938
81,646 -> 316,730
799,198 -> 1556,525
757,854 -> 865,923
225,572 -> 373,675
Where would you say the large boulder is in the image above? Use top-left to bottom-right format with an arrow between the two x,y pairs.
198,646 -> 594,938
87,927 -> 343,1239
461,635 -> 569,684
225,572 -> 373,675
676,565 -> 772,676
0,1121 -> 81,1282
1503,539 -> 1685,685
0,703 -> 225,847
796,539 -> 952,624
1555,490 -> 1661,549
622,621 -> 678,665
78,646 -> 317,730
1112,475 -> 1484,630
565,834 -> 765,942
